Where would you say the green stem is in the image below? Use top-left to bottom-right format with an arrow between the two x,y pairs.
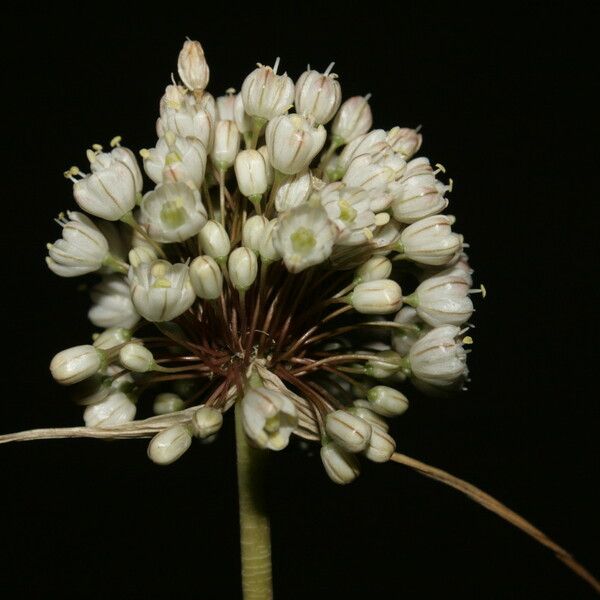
235,403 -> 273,600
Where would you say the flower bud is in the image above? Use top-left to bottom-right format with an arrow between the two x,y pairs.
364,426 -> 396,463
50,345 -> 104,385
241,61 -> 295,121
89,275 -> 140,330
325,410 -> 372,453
386,127 -> 422,159
128,246 -> 157,267
350,279 -> 403,314
257,145 -> 274,186
119,343 -> 155,372
216,91 -> 236,121
274,170 -> 312,212
259,219 -> 282,263
294,66 -> 342,125
331,95 -> 372,144
408,325 -> 468,387
275,205 -> 337,273
242,215 -> 269,252
139,181 -> 208,243
410,273 -> 474,327
235,150 -> 269,199
73,161 -> 137,221
129,260 -> 195,322
177,40 -> 209,92
228,247 -> 258,290
83,391 -> 136,428
398,215 -> 463,266
191,406 -> 223,438
337,129 -> 387,173
46,211 -> 109,278
320,442 -> 360,485
355,256 -> 392,283
349,405 -> 389,431
198,220 -> 231,261
147,424 -> 192,465
143,133 -> 207,188
266,114 -> 326,175
367,386 -> 409,417
92,327 -> 132,350
153,393 -> 185,415
211,120 -> 241,170
234,93 -> 252,134
241,386 -> 298,450
189,255 -> 223,300
365,350 -> 404,379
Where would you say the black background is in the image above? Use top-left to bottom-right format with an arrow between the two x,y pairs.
1,4 -> 597,599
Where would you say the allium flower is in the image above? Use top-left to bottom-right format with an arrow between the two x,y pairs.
46,38 -> 480,483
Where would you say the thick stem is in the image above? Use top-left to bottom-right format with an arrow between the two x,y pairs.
235,403 -> 273,600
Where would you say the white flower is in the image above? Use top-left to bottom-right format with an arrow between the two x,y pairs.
259,219 -> 281,263
342,149 -> 406,194
320,442 -> 360,484
153,393 -> 185,415
88,275 -> 140,330
234,149 -> 269,198
390,157 -> 449,223
398,215 -> 463,266
363,425 -> 396,463
294,65 -> 342,125
216,91 -> 236,121
156,105 -> 214,149
410,273 -> 474,327
129,260 -> 195,322
46,211 -> 109,277
89,145 -> 143,193
241,386 -> 298,450
50,345 -> 103,385
386,127 -> 423,159
331,95 -> 372,143
177,39 -> 209,92
83,391 -> 136,428
139,182 -> 207,243
274,205 -> 337,272
337,128 -> 387,173
92,327 -> 131,350
189,255 -> 223,300
355,256 -> 392,283
350,279 -> 403,314
325,410 -> 372,453
257,145 -> 274,185
408,325 -> 468,387
234,93 -> 252,134
266,114 -> 326,175
274,170 -> 312,212
211,120 -> 241,170
73,160 -> 137,221
143,133 -> 207,188
198,220 -> 231,261
147,424 -> 193,465
240,60 -> 295,121
320,183 -> 376,246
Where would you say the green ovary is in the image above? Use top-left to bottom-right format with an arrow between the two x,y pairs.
291,227 -> 316,253
264,415 -> 280,434
338,199 -> 357,223
160,199 -> 187,228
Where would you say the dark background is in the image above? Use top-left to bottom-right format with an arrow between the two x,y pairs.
1,4 -> 597,599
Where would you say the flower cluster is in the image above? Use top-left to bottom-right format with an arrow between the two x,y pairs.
47,39 -> 482,483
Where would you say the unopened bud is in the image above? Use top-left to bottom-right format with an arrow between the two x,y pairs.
190,255 -> 223,300
325,410 -> 372,453
235,149 -> 268,198
228,247 -> 258,290
198,220 -> 231,261
50,345 -> 103,385
119,343 -> 155,373
320,442 -> 360,485
332,95 -> 372,144
355,256 -> 392,283
153,393 -> 185,415
191,406 -> 223,438
364,425 -> 396,463
365,350 -> 404,379
350,279 -> 403,314
211,120 -> 240,170
367,386 -> 409,417
147,424 -> 192,465
177,39 -> 209,92
92,327 -> 132,350
242,215 -> 269,252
